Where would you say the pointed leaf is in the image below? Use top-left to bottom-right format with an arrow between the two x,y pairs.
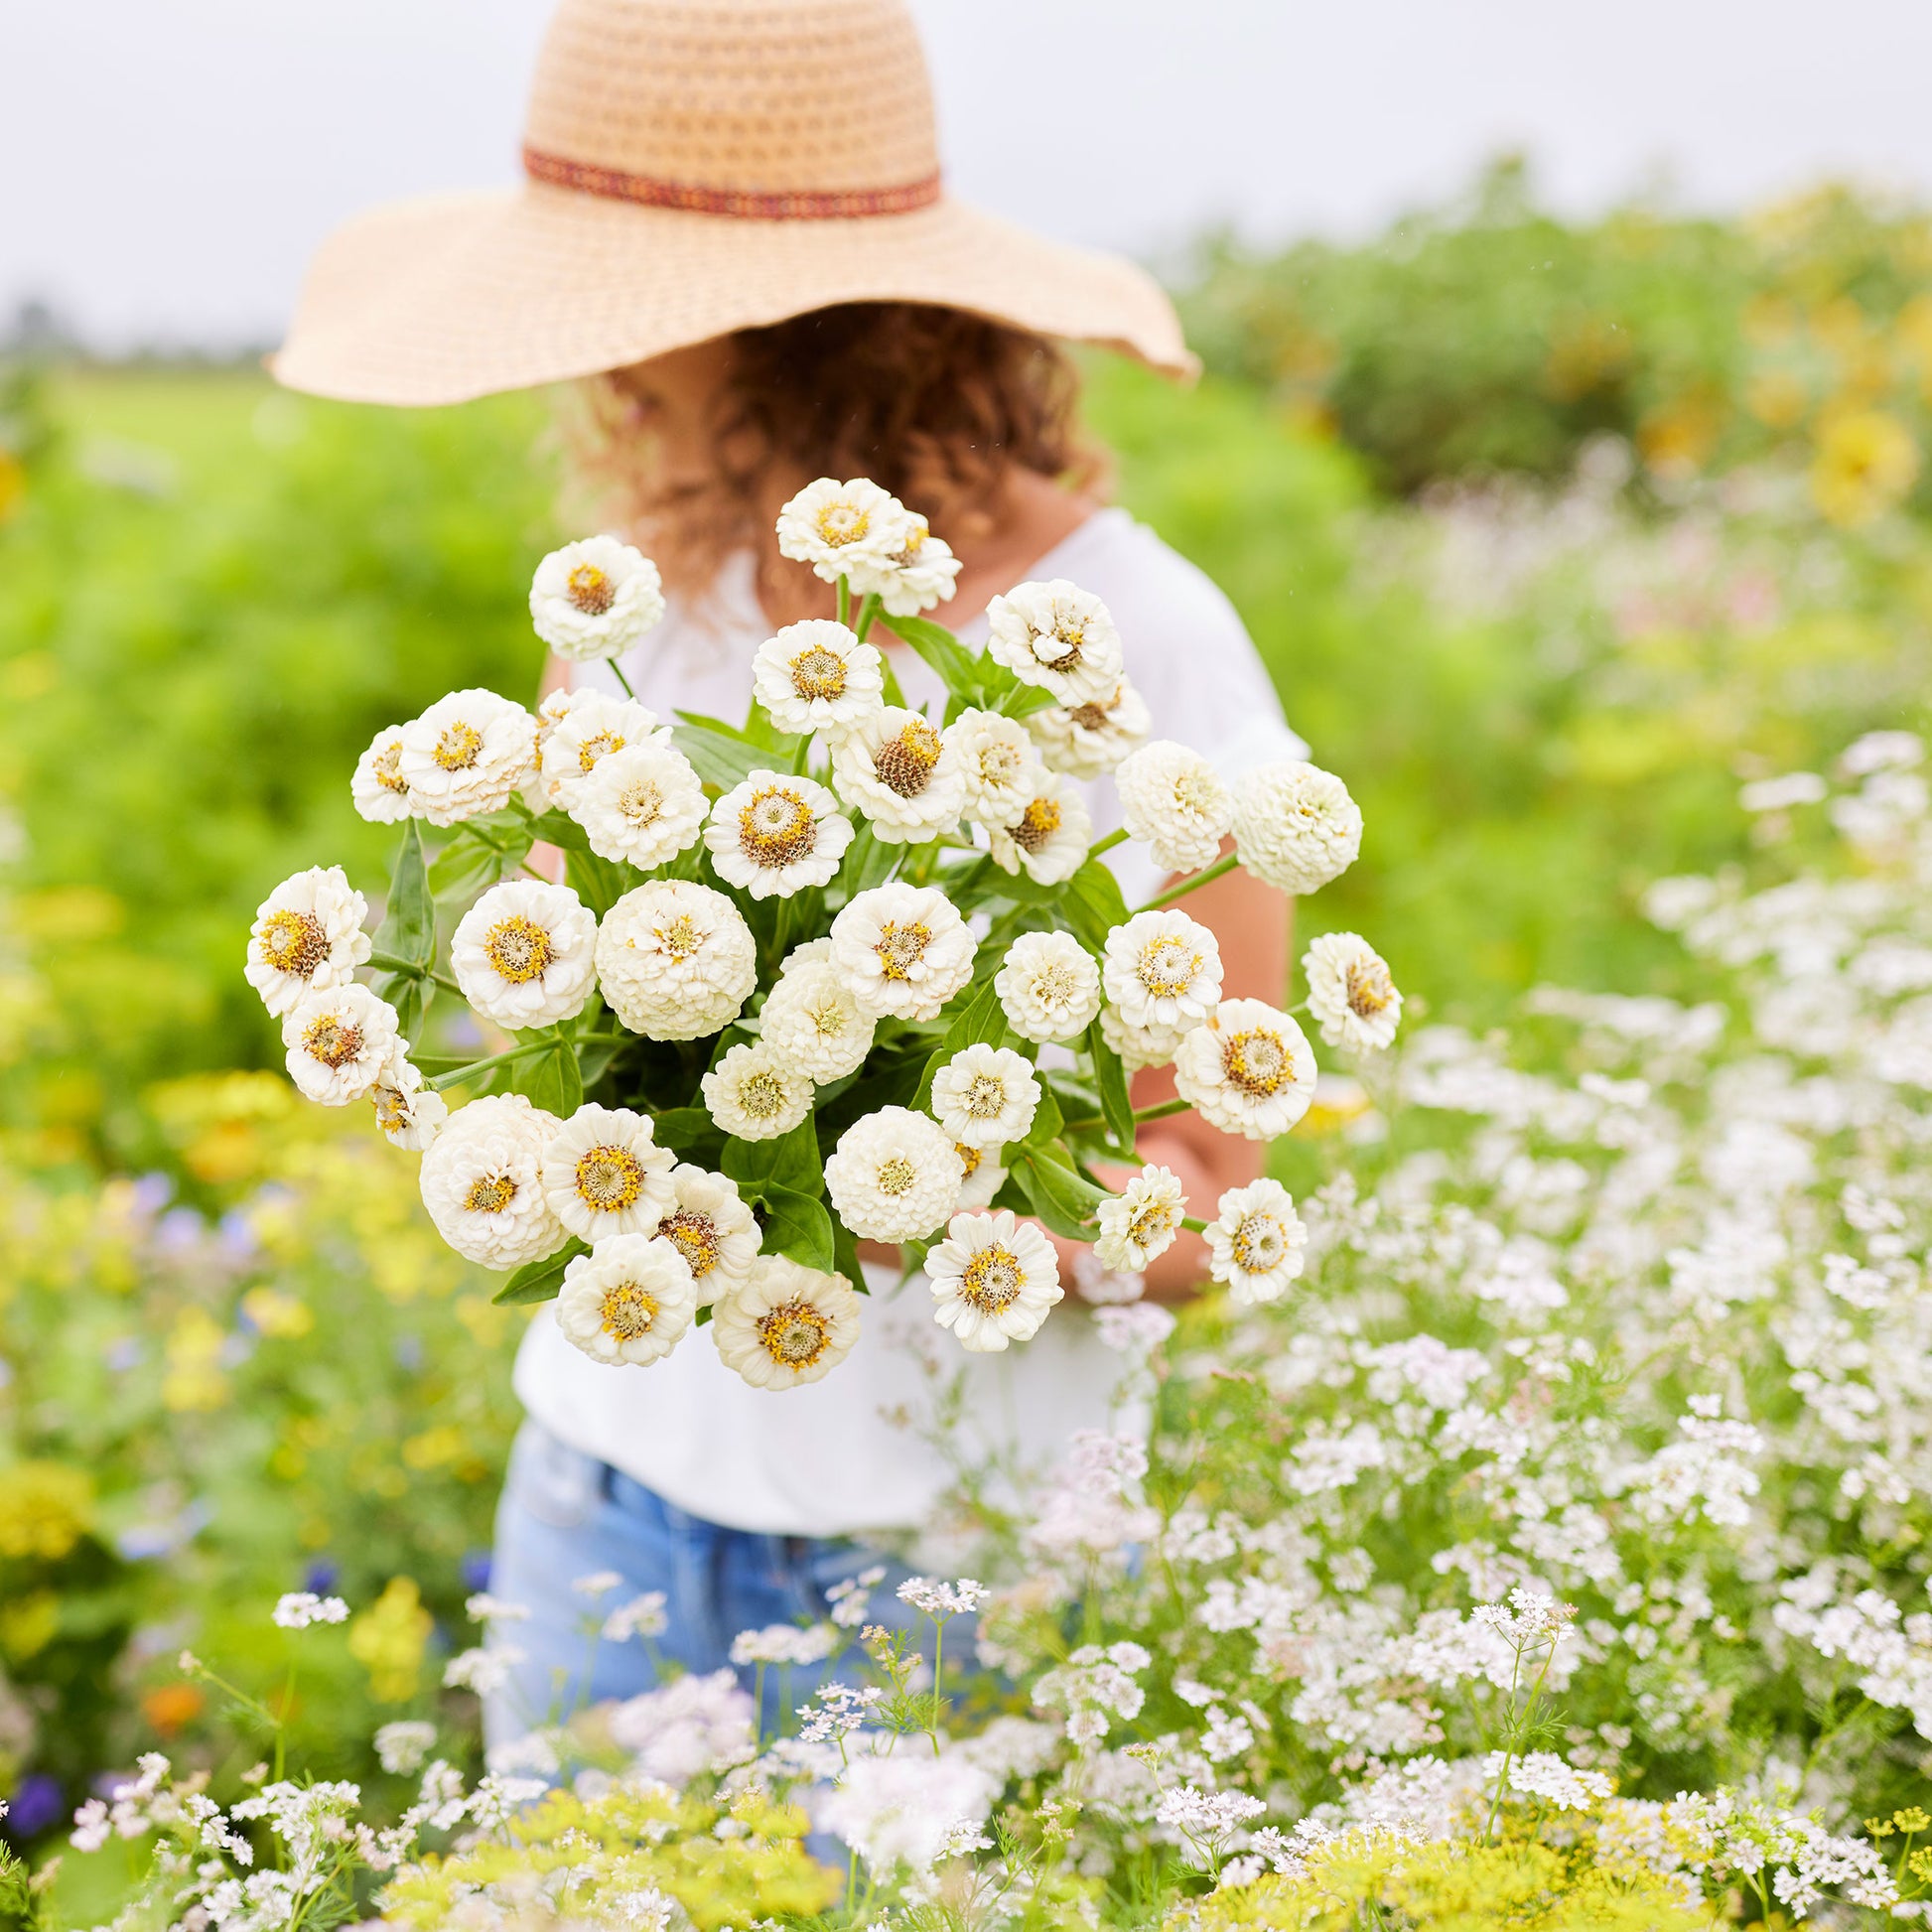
883,615 -> 984,705
832,1216 -> 869,1296
566,845 -> 635,917
523,806 -> 592,852
1086,1020 -> 1135,1150
1012,1145 -> 1107,1241
493,1238 -> 587,1306
757,1185 -> 837,1273
911,973 -> 1010,1111
378,820 -> 436,967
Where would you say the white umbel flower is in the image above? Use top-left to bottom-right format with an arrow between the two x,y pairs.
539,692 -> 662,810
541,1104 -> 678,1242
351,726 -> 415,822
752,621 -> 885,736
705,770 -> 854,898
1303,932 -> 1402,1052
529,535 -> 665,663
702,1041 -> 814,1142
653,1164 -> 761,1303
1204,1178 -> 1308,1305
1173,998 -> 1317,1141
596,882 -> 757,1039
397,688 -> 537,827
985,579 -> 1123,707
927,1209 -> 1063,1352
712,1255 -> 862,1389
774,477 -> 909,583
947,708 -> 1042,825
759,957 -> 876,1082
929,1042 -> 1040,1149
574,740 -> 708,870
986,770 -> 1092,886
1094,1164 -> 1187,1274
281,982 -> 401,1106
1230,760 -> 1363,896
1099,1003 -> 1188,1072
1100,909 -> 1223,1033
823,1106 -> 962,1242
418,1093 -> 566,1269
830,883 -> 977,1022
831,707 -> 966,844
368,1051 -> 448,1151
451,880 -> 599,1031
245,865 -> 372,1017
846,510 -> 962,616
994,931 -> 1102,1043
1030,678 -> 1152,778
1116,741 -> 1233,875
555,1234 -> 696,1366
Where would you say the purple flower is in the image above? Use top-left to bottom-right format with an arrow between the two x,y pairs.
3,1773 -> 64,1839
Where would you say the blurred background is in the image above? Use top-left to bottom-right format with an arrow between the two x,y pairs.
3,0 -> 1930,1875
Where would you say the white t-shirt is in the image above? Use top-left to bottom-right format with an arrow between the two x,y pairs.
511,506 -> 1307,1538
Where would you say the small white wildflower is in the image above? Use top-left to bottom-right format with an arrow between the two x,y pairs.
272,1591 -> 349,1630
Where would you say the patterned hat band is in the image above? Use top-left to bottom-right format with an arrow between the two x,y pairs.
522,145 -> 944,221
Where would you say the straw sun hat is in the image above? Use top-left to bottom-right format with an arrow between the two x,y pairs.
272,0 -> 1193,406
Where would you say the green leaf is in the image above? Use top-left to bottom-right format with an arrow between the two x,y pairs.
673,711 -> 799,788
997,680 -> 1059,719
514,1037 -> 581,1116
377,820 -> 436,967
832,1216 -> 869,1296
523,806 -> 591,852
566,844 -> 635,917
758,1185 -> 837,1271
1060,859 -> 1133,953
723,1117 -> 823,1196
1027,1080 -> 1066,1148
493,1239 -> 587,1306
1012,1145 -> 1107,1240
832,821 -> 900,903
1087,1019 -> 1136,1150
884,615 -> 985,705
380,974 -> 430,1047
911,973 -> 1010,1111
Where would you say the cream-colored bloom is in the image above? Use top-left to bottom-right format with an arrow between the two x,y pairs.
986,770 -> 1091,886
281,982 -> 401,1106
367,1051 -> 448,1151
774,477 -> 909,583
1230,760 -> 1363,896
1303,931 -> 1402,1052
830,883 -> 977,1022
418,1093 -> 566,1269
245,865 -> 372,1018
1094,1164 -> 1187,1274
759,958 -> 876,1082
984,579 -> 1123,707
1173,998 -> 1317,1141
541,1104 -> 678,1243
702,1040 -> 814,1142
994,930 -> 1102,1043
712,1255 -> 862,1389
351,726 -> 415,823
451,880 -> 599,1031
1098,1003 -> 1188,1072
927,1209 -> 1063,1352
1030,678 -> 1152,778
397,688 -> 537,827
538,692 -> 663,810
953,1141 -> 1009,1211
652,1164 -> 761,1303
752,621 -> 885,736
831,707 -> 966,844
596,882 -> 758,1039
1204,1178 -> 1308,1306
947,708 -> 1042,825
846,510 -> 962,617
705,770 -> 854,898
929,1042 -> 1040,1149
823,1106 -> 962,1242
1116,741 -> 1233,875
1100,909 -> 1223,1033
555,1234 -> 696,1366
574,740 -> 708,870
529,535 -> 665,663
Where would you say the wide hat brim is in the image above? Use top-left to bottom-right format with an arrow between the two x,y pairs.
271,182 -> 1196,406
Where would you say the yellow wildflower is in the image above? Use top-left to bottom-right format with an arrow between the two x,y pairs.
347,1577 -> 434,1703
1811,407 -> 1919,525
163,1308 -> 229,1413
0,1463 -> 94,1562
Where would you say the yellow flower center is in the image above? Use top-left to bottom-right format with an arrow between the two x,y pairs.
1010,797 -> 1062,854
655,912 -> 704,959
1223,1026 -> 1291,1097
1065,696 -> 1114,732
789,645 -> 848,701
874,720 -> 944,798
434,721 -> 483,771
1345,957 -> 1395,1018
1173,769 -> 1216,813
975,740 -> 1027,787
738,785 -> 819,869
758,1299 -> 831,1366
1129,1196 -> 1176,1245
964,1073 -> 1009,1120
876,1155 -> 917,1196
466,1173 -> 516,1214
874,919 -> 931,981
1230,1211 -> 1287,1273
815,501 -> 869,547
896,521 -> 928,562
566,562 -> 617,616
960,1246 -> 1024,1313
619,777 -> 664,825
259,908 -> 330,980
658,1207 -> 721,1279
371,1083 -> 413,1134
1137,937 -> 1200,1000
301,1011 -> 362,1068
955,1143 -> 982,1179
738,1068 -> 792,1118
575,1145 -> 646,1212
484,914 -> 554,985
600,1280 -> 658,1339
373,740 -> 409,792
808,992 -> 850,1038
577,729 -> 624,772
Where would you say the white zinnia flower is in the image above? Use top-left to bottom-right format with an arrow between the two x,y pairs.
946,708 -> 1041,825
711,1255 -> 862,1389
704,769 -> 854,898
929,1042 -> 1040,1148
986,770 -> 1091,886
1230,760 -> 1363,896
573,740 -> 708,870
702,1041 -> 814,1142
759,956 -> 876,1082
350,725 -> 414,822
1100,909 -> 1223,1033
1303,931 -> 1403,1052
367,1051 -> 449,1151
927,1209 -> 1063,1352
1173,998 -> 1317,1141
596,881 -> 757,1039
830,883 -> 977,1022
953,1141 -> 1009,1211
823,1106 -> 962,1242
450,880 -> 599,1031
538,692 -> 662,810
994,931 -> 1102,1043
1116,741 -> 1233,875
846,510 -> 962,617
1030,678 -> 1152,778
653,1164 -> 761,1302
281,982 -> 401,1106
418,1093 -> 566,1269
529,535 -> 665,663
752,621 -> 885,736
541,1104 -> 678,1242
555,1233 -> 696,1366
1094,1165 -> 1187,1274
1099,1003 -> 1188,1071
245,865 -> 372,1018
1204,1178 -> 1308,1305
831,707 -> 966,844
774,477 -> 909,583
397,688 -> 537,828
984,580 -> 1123,707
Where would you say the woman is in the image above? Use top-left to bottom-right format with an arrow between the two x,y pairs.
273,0 -> 1305,1745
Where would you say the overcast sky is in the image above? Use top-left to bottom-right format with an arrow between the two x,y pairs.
6,0 -> 1932,349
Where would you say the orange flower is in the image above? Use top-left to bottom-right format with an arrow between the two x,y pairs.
141,1683 -> 205,1736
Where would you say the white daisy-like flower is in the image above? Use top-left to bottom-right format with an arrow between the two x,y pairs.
1229,760 -> 1363,896
1204,1178 -> 1308,1306
927,1209 -> 1063,1353
986,770 -> 1092,886
350,725 -> 415,822
946,708 -> 1042,825
1303,931 -> 1403,1052
929,1043 -> 1040,1149
573,740 -> 708,870
538,692 -> 662,810
541,1104 -> 678,1243
953,1142 -> 1009,1211
652,1164 -> 761,1303
281,982 -> 401,1106
418,1093 -> 566,1269
1098,1003 -> 1188,1072
993,930 -> 1102,1043
555,1234 -> 696,1366
1094,1164 -> 1187,1274
1030,677 -> 1152,778
702,1040 -> 815,1142
245,865 -> 372,1018
829,883 -> 977,1022
529,535 -> 665,663
846,510 -> 962,617
752,621 -> 885,737
831,707 -> 966,844
1173,998 -> 1318,1141
774,477 -> 910,584
596,882 -> 758,1039
711,1255 -> 862,1389
759,957 -> 876,1082
1116,741 -> 1233,875
367,1050 -> 449,1151
450,880 -> 599,1031
704,770 -> 854,898
984,579 -> 1123,707
1100,909 -> 1223,1033
823,1106 -> 962,1242
396,688 -> 538,828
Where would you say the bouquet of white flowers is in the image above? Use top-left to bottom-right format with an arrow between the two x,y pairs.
244,478 -> 1397,1388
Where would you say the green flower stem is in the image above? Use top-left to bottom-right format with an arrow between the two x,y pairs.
1181,1214 -> 1207,1233
852,590 -> 882,642
428,1040 -> 551,1091
369,951 -> 462,997
1087,826 -> 1128,858
1062,1095 -> 1192,1136
607,657 -> 637,701
835,574 -> 851,628
1133,849 -> 1238,913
